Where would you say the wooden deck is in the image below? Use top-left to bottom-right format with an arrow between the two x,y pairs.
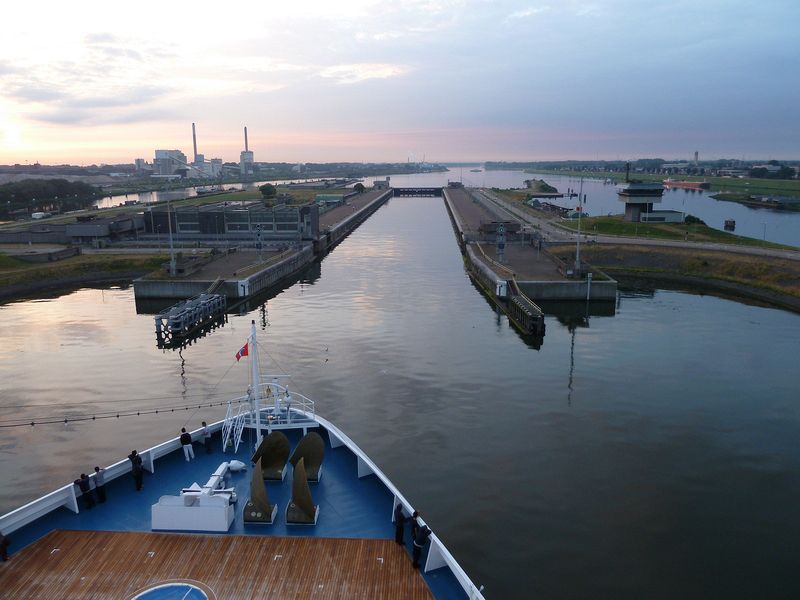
0,530 -> 436,599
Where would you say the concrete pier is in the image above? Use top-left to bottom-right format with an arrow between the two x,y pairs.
134,189 -> 392,302
442,185 -> 617,335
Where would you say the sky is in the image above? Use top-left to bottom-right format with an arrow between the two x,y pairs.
0,0 -> 798,165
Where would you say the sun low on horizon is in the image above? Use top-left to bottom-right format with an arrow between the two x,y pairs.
1,0 -> 798,165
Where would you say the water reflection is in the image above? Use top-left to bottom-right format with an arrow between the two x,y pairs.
154,314 -> 228,350
4,196 -> 800,599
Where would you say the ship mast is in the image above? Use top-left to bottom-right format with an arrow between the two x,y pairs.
249,319 -> 263,446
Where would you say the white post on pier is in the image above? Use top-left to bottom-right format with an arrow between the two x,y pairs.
575,177 -> 584,276
249,320 -> 263,447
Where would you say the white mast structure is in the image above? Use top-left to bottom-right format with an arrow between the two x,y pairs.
574,177 -> 584,276
249,319 -> 263,446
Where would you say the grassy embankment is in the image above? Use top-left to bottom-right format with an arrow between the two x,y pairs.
0,253 -> 166,295
494,190 -> 800,310
526,178 -> 558,193
496,190 -> 795,249
525,168 -> 800,200
0,186 -> 343,231
548,244 -> 800,311
560,215 -> 794,249
0,185 -> 351,297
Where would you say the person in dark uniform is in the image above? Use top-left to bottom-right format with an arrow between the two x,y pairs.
128,450 -> 144,491
410,510 -> 420,540
412,525 -> 431,569
1,532 -> 10,561
93,466 -> 107,503
74,473 -> 95,510
180,428 -> 194,462
393,503 -> 407,545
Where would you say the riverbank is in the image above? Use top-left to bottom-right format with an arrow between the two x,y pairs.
557,214 -> 794,249
710,192 -> 800,211
548,243 -> 800,313
525,169 -> 800,198
0,253 -> 165,303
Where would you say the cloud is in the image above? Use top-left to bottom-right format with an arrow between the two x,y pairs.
0,33 -> 175,127
29,105 -> 178,126
318,63 -> 412,84
5,85 -> 66,103
84,33 -> 118,44
0,60 -> 20,75
506,6 -> 550,20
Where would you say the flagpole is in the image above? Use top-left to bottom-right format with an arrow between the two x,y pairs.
250,319 -> 263,446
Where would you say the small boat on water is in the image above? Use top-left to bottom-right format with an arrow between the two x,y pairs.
663,179 -> 711,191
0,322 -> 484,599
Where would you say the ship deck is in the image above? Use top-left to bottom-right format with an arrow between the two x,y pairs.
0,529 -> 434,599
2,427 -> 466,599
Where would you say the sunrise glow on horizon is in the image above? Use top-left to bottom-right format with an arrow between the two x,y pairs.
1,0 -> 798,165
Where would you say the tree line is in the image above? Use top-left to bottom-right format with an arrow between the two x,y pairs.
0,179 -> 104,218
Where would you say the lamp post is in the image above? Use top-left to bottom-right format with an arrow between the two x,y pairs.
574,178 -> 584,276
167,198 -> 176,276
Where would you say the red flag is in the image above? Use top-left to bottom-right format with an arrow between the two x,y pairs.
235,342 -> 249,362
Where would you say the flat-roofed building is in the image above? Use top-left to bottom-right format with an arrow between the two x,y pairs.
145,201 -> 319,240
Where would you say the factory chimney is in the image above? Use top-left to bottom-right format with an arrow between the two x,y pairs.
244,126 -> 249,152
192,123 -> 198,163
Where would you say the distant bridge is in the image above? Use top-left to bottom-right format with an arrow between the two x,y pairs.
392,187 -> 443,197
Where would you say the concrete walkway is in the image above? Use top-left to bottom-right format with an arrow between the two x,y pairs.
478,189 -> 800,262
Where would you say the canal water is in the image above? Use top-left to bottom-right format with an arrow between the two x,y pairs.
1,196 -> 799,599
97,169 -> 800,246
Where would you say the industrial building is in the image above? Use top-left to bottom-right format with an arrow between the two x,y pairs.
146,124 -> 242,179
144,201 -> 319,240
153,150 -> 188,176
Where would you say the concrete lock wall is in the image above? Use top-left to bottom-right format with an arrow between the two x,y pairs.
15,247 -> 81,263
235,245 -> 315,297
517,280 -> 617,301
132,279 -> 211,299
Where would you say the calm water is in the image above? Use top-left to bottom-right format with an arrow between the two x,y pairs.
97,169 -> 800,246
363,169 -> 800,246
2,196 -> 800,599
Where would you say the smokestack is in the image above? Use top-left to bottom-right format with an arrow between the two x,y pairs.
192,123 -> 198,163
244,126 -> 249,152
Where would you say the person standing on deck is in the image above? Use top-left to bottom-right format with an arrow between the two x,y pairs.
412,526 -> 432,569
0,532 -> 9,561
394,503 -> 407,545
93,466 -> 106,503
202,421 -> 212,454
128,450 -> 144,491
411,510 -> 420,540
180,428 -> 194,462
74,474 -> 95,510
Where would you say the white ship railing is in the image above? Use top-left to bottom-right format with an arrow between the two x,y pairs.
0,420 -> 226,536
259,382 -> 315,419
1,408 -> 484,600
315,414 -> 487,600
